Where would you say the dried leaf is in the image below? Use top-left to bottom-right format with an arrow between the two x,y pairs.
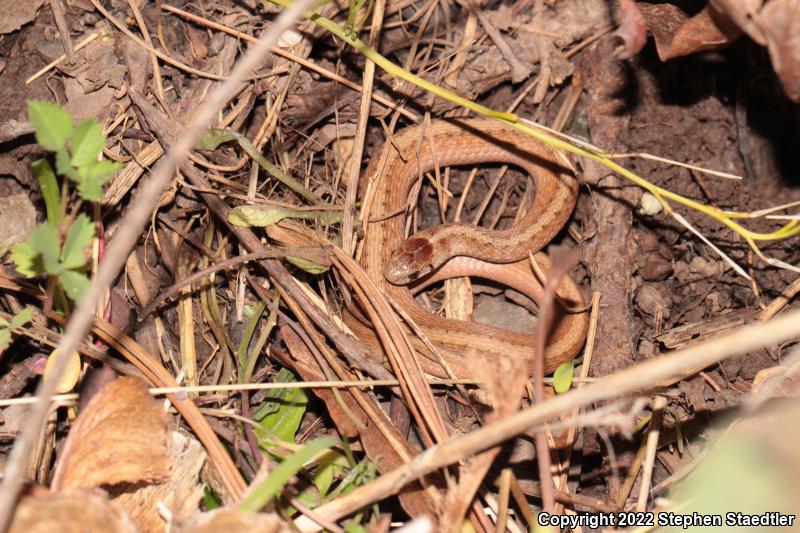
0,0 -> 44,34
638,3 -> 741,61
9,490 -> 137,533
43,350 -> 82,394
51,377 -> 169,491
710,0 -> 766,44
756,0 -> 800,102
614,0 -> 647,59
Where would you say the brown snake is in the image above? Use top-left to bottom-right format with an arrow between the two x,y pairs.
348,118 -> 589,378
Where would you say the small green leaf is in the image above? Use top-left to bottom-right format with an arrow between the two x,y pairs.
9,308 -> 33,329
61,214 -> 95,270
238,437 -> 337,513
202,486 -> 222,510
55,148 -> 80,180
195,129 -> 235,151
59,270 -> 90,302
553,359 -> 575,394
228,205 -> 291,227
313,450 -> 347,498
70,119 -> 105,167
0,329 -> 10,352
32,160 -> 61,226
28,224 -> 61,275
75,160 -> 120,201
254,368 -> 308,445
286,255 -> 330,274
28,100 -> 73,151
76,178 -> 103,201
10,242 -> 42,278
0,317 -> 8,327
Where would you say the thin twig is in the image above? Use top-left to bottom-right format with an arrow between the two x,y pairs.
532,250 -> 580,513
636,396 -> 667,512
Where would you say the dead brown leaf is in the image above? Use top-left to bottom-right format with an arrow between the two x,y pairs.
50,376 -> 169,492
9,490 -> 137,533
0,0 -> 45,35
756,0 -> 800,101
638,3 -> 741,61
710,0 -> 766,44
614,0 -> 648,59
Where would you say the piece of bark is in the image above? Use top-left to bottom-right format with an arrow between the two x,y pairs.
578,38 -> 638,377
577,37 -> 639,500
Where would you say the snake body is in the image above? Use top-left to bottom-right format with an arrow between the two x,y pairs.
353,118 -> 589,377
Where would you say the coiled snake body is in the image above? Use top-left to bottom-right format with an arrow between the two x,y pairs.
350,118 -> 589,378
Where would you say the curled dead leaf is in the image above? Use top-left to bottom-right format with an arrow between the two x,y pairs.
638,3 -> 741,61
614,0 -> 648,59
756,0 -> 800,102
50,376 -> 169,492
710,0 -> 766,44
112,431 -> 207,533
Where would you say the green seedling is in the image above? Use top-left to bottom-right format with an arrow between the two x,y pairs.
27,100 -> 120,202
11,214 -> 95,302
10,102 -> 120,303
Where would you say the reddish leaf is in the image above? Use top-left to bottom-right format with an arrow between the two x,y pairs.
711,0 -> 766,44
614,0 -> 648,59
638,3 -> 741,61
756,0 -> 800,101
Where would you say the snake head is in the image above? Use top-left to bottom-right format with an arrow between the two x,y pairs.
384,236 -> 435,285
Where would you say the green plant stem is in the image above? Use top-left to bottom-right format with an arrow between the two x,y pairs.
230,132 -> 320,204
236,301 -> 267,377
